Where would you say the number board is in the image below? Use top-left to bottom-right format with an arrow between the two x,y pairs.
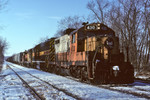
85,24 -> 107,31
85,25 -> 97,30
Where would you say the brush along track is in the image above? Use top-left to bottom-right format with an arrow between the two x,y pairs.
7,63 -> 82,100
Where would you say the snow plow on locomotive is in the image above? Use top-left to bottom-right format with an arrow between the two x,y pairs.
7,23 -> 134,84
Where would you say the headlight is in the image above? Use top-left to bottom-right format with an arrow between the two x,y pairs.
113,66 -> 119,71
104,37 -> 114,49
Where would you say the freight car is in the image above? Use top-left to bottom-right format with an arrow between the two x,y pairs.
7,53 -> 23,64
7,23 -> 134,84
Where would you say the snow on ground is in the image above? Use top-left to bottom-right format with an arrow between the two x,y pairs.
7,63 -> 75,100
135,66 -> 150,81
3,62 -> 148,100
107,81 -> 150,99
136,76 -> 150,80
0,63 -> 35,100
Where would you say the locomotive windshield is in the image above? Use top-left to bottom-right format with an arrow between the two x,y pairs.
86,31 -> 115,37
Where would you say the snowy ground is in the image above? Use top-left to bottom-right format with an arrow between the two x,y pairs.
135,64 -> 150,81
135,71 -> 150,81
0,63 -> 35,100
0,62 -> 149,100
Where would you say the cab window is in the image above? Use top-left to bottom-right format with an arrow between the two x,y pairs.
72,34 -> 75,43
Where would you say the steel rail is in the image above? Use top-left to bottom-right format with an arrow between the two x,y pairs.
8,63 -> 82,100
7,64 -> 45,100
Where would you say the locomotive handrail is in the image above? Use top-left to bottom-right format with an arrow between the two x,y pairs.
92,46 -> 101,79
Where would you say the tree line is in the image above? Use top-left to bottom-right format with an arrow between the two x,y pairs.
0,0 -> 8,64
56,0 -> 150,72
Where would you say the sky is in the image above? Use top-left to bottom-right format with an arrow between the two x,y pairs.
0,0 -> 90,56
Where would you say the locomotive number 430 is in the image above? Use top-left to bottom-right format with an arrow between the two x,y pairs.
86,25 -> 96,30
85,24 -> 107,31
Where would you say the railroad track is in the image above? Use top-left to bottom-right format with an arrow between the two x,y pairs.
7,64 -> 44,100
66,74 -> 150,99
97,84 -> 150,99
7,63 -> 82,100
7,62 -> 150,99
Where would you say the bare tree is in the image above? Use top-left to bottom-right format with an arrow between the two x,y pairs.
87,0 -> 110,24
0,0 -> 8,12
112,0 -> 150,71
0,0 -> 8,30
55,15 -> 84,36
0,0 -> 8,63
0,37 -> 8,63
87,0 -> 150,72
142,0 -> 150,66
38,36 -> 49,44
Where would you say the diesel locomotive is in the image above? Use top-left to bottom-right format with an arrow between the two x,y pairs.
7,23 -> 134,84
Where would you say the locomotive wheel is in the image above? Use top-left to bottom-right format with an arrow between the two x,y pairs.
47,64 -> 51,72
50,65 -> 55,73
69,66 -> 79,78
76,66 -> 81,78
69,66 -> 74,77
45,56 -> 49,71
55,66 -> 59,74
53,65 -> 57,73
80,67 -> 87,82
60,67 -> 65,76
45,63 -> 49,72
